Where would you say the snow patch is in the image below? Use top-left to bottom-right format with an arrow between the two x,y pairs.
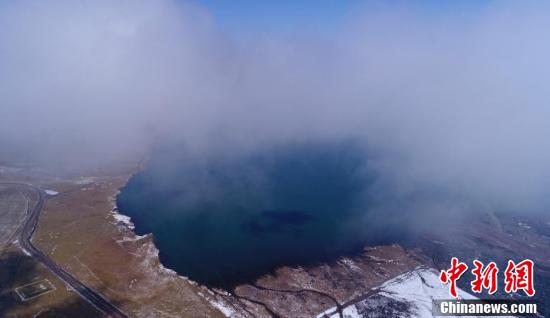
316,306 -> 337,318
316,267 -> 516,318
109,188 -> 135,230
116,233 -> 148,243
341,305 -> 361,318
74,177 -> 95,185
209,299 -> 235,317
45,190 -> 59,196
137,239 -> 178,277
375,267 -> 477,317
112,212 -> 135,230
339,258 -> 362,272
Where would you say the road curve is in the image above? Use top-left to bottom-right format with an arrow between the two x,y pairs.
6,182 -> 129,318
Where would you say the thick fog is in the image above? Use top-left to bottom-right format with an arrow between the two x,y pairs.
1,0 -> 550,217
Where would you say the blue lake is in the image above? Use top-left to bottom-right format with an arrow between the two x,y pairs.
117,141 -> 386,289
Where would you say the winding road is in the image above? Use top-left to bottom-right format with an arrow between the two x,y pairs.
5,182 -> 129,318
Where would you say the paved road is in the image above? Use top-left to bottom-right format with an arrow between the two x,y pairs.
3,182 -> 129,318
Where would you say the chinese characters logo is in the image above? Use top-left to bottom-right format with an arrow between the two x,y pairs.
439,258 -> 535,298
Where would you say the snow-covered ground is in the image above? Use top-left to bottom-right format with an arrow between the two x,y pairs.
317,267 -> 515,318
44,190 -> 59,196
73,177 -> 96,185
109,188 -> 135,230
112,212 -> 135,230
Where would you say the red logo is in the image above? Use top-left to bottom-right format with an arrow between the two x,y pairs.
504,259 -> 535,297
439,258 -> 535,298
439,257 -> 469,298
471,260 -> 499,294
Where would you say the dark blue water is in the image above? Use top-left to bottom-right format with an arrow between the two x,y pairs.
117,141 -> 380,289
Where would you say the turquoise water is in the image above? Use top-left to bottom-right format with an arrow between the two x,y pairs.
117,141 -> 378,288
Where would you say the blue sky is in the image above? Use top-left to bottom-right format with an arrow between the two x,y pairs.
195,0 -> 359,35
195,0 -> 494,35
